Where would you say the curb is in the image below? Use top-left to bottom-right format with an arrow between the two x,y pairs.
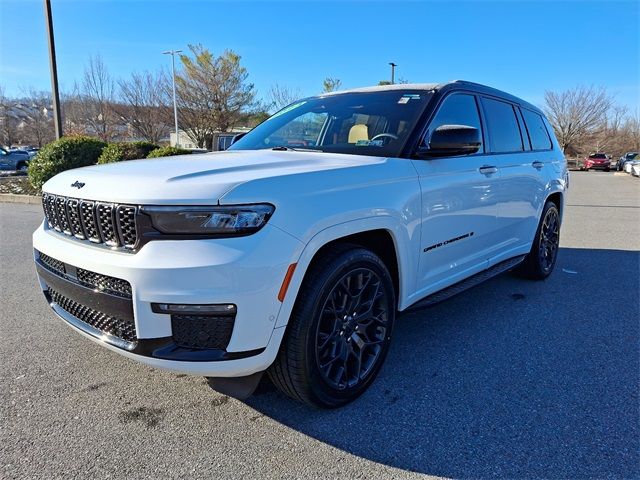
0,194 -> 42,205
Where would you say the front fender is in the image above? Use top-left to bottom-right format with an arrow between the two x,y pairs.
274,215 -> 419,328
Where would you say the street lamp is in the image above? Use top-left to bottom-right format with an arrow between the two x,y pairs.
163,49 -> 182,147
389,62 -> 397,85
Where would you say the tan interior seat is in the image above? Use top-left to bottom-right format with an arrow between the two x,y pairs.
348,124 -> 369,143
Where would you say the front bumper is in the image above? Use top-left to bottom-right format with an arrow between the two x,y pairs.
33,221 -> 303,377
585,163 -> 610,170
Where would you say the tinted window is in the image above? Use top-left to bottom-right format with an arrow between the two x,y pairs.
589,153 -> 607,159
424,94 -> 483,152
522,109 -> 552,150
481,97 -> 523,153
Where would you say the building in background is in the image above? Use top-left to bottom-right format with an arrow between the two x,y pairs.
170,127 -> 252,151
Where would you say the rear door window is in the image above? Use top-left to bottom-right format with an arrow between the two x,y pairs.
481,97 -> 524,153
521,108 -> 552,151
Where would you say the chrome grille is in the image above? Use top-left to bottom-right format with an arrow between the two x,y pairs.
42,193 -> 138,250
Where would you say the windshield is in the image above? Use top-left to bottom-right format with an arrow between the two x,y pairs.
229,90 -> 432,158
590,153 -> 607,159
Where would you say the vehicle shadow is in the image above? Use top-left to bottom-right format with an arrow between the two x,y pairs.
246,247 -> 639,478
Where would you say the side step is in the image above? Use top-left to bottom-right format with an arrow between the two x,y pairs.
405,255 -> 526,312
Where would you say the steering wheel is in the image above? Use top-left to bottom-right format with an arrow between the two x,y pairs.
370,133 -> 399,143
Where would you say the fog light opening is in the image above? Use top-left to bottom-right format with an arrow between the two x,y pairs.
151,303 -> 237,316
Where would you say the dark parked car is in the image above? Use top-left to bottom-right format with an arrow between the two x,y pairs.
581,153 -> 610,171
0,147 -> 30,171
617,152 -> 638,171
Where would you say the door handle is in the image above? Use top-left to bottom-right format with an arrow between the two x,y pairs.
479,166 -> 497,175
532,161 -> 544,169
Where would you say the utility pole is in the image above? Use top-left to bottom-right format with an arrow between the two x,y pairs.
163,49 -> 182,147
44,0 -> 62,139
389,62 -> 397,85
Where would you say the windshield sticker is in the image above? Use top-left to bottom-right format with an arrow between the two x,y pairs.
270,101 -> 307,119
355,139 -> 384,147
398,94 -> 421,104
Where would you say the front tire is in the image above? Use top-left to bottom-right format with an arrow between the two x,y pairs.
516,201 -> 561,280
268,245 -> 396,408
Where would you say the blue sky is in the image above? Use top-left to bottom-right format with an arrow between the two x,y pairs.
1,0 -> 638,110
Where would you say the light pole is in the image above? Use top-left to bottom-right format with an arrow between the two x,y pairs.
389,62 -> 397,85
163,49 -> 182,147
44,0 -> 62,139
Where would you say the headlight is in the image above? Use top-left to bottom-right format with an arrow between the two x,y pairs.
141,204 -> 275,235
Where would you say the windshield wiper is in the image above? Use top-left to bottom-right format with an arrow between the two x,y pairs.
271,146 -> 321,152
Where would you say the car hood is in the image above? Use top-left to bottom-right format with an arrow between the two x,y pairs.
42,149 -> 387,204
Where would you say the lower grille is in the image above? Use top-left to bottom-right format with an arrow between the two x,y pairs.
39,252 -> 65,277
49,288 -> 137,343
76,269 -> 132,298
171,315 -> 234,350
37,251 -> 132,299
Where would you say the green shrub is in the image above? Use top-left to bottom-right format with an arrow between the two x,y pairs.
146,146 -> 192,158
28,136 -> 107,190
97,141 -> 160,164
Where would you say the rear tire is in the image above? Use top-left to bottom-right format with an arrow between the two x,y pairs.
516,201 -> 561,280
268,245 -> 396,408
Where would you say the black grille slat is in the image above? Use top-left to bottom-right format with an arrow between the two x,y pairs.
43,194 -> 59,230
76,268 -> 132,298
49,288 -> 137,343
66,198 -> 85,239
116,206 -> 137,248
96,203 -> 119,246
171,315 -> 235,350
42,194 -> 138,250
55,196 -> 71,234
80,200 -> 101,243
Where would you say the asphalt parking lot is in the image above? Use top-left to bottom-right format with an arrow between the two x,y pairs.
1,172 -> 638,479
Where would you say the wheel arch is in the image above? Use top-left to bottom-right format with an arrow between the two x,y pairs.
546,191 -> 564,223
275,218 -> 413,328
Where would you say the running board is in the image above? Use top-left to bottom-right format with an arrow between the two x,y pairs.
405,255 -> 526,312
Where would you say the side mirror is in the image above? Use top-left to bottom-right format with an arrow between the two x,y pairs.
417,124 -> 481,158
230,133 -> 246,145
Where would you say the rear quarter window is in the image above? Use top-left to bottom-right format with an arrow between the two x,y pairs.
522,108 -> 552,151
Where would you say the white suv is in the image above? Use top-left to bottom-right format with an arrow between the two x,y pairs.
33,81 -> 568,407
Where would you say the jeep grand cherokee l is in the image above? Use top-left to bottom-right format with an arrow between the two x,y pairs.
33,81 -> 568,408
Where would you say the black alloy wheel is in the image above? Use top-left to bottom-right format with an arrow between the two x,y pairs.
516,200 -> 561,280
268,245 -> 395,408
315,267 -> 389,390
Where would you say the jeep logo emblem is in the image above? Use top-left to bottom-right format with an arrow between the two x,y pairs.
71,181 -> 85,189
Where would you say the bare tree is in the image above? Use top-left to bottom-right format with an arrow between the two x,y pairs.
0,85 -> 20,146
21,88 -> 55,147
543,85 -> 614,154
115,70 -> 171,144
267,83 -> 303,112
76,55 -> 117,140
322,77 -> 342,93
176,44 -> 256,149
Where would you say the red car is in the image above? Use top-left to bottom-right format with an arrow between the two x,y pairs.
581,153 -> 611,171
